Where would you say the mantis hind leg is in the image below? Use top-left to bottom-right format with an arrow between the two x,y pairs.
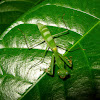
45,54 -> 55,75
18,28 -> 45,50
52,14 -> 69,39
52,30 -> 68,39
27,46 -> 49,75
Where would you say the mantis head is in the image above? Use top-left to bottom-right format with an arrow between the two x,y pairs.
57,69 -> 68,79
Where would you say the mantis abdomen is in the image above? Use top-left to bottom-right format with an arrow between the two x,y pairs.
37,23 -> 57,52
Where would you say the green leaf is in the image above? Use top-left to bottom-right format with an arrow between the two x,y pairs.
0,0 -> 100,100
0,0 -> 44,34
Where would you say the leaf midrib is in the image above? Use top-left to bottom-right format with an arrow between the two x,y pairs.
64,21 -> 100,56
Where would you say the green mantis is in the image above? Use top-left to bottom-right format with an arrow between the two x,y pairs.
18,20 -> 72,79
37,23 -> 72,78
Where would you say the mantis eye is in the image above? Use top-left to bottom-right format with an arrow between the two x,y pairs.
57,69 -> 68,79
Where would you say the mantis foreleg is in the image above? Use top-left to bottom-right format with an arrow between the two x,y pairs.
58,53 -> 72,67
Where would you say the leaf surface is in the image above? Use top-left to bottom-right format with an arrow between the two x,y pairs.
0,0 -> 44,34
0,0 -> 100,100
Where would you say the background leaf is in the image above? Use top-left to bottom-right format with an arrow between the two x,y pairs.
0,0 -> 100,100
0,0 -> 44,34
